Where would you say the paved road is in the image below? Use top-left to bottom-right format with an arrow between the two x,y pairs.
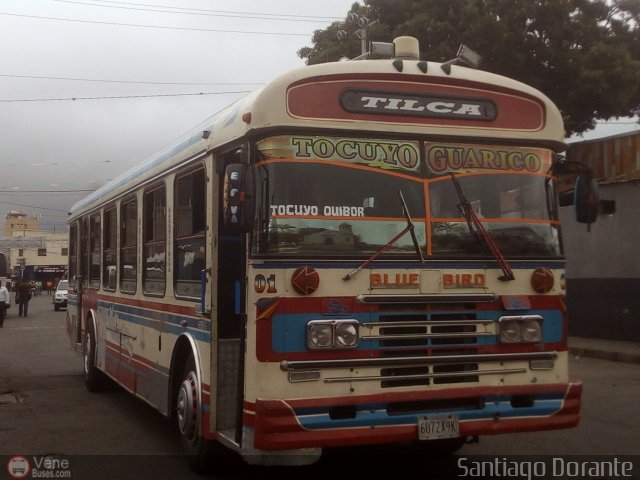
0,295 -> 638,479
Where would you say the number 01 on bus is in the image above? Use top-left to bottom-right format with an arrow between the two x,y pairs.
65,36 -> 597,470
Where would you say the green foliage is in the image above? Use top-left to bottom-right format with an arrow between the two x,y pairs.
297,0 -> 640,135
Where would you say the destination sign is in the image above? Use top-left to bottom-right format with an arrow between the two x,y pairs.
340,89 -> 497,121
257,135 -> 421,173
425,143 -> 552,176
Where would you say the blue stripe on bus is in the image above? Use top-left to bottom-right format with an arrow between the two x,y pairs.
271,310 -> 563,353
293,398 -> 563,430
96,300 -> 212,343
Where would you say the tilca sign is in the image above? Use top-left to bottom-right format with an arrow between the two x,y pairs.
340,89 -> 497,121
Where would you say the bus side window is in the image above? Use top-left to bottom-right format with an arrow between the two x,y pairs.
103,208 -> 117,291
175,167 -> 206,298
120,198 -> 138,294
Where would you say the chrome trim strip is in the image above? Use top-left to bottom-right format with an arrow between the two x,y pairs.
280,351 -> 557,371
357,293 -> 496,304
323,368 -> 526,383
499,314 -> 544,323
361,332 -> 493,340
363,320 -> 494,328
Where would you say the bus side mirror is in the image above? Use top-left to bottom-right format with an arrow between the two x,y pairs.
222,163 -> 254,233
574,174 -> 599,224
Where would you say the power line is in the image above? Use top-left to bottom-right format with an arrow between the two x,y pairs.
64,0 -> 341,20
49,0 -> 339,23
0,190 -> 92,194
0,200 -> 69,212
0,12 -> 314,35
0,90 -> 252,103
0,73 -> 264,87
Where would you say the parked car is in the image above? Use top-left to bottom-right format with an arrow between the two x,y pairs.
53,280 -> 68,311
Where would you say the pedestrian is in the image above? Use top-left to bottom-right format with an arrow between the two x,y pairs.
16,279 -> 32,317
0,282 -> 8,327
46,280 -> 53,295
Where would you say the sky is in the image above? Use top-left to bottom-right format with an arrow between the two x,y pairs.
1,1 -> 638,234
0,0 -> 358,233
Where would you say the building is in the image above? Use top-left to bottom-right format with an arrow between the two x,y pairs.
4,210 -> 39,237
561,130 -> 640,342
304,223 -> 356,249
1,210 -> 69,284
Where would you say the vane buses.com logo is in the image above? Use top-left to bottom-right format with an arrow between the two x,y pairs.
7,456 -> 30,479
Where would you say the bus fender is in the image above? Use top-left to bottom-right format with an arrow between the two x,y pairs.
168,333 -> 202,420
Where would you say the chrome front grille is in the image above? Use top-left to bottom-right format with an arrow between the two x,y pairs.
365,312 -> 491,386
364,313 -> 493,347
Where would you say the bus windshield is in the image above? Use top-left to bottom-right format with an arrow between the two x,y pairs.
252,135 -> 560,259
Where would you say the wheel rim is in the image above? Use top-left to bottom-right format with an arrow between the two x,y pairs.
177,370 -> 200,446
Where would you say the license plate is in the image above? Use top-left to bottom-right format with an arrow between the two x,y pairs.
418,414 -> 460,440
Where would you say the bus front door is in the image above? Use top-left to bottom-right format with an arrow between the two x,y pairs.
70,276 -> 83,351
214,234 -> 246,444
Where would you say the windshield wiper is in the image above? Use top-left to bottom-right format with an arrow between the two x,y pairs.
449,173 -> 515,281
343,191 -> 424,281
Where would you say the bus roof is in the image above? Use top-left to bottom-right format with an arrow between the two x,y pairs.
69,48 -> 565,219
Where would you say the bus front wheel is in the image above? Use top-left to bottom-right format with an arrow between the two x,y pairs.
176,355 -> 212,472
83,322 -> 107,391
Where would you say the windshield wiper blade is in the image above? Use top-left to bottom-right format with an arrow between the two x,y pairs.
343,190 -> 424,281
399,190 -> 426,264
449,173 -> 515,281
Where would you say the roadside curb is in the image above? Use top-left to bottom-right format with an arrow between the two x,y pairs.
569,346 -> 640,364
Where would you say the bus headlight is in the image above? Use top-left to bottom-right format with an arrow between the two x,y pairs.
307,320 -> 359,350
307,322 -> 333,349
498,315 -> 543,343
521,318 -> 543,342
499,319 -> 521,343
335,322 -> 359,348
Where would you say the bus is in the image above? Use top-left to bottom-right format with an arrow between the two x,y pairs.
0,251 -> 10,296
0,251 -> 9,283
66,36 -> 597,468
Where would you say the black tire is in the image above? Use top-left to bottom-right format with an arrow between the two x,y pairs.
83,322 -> 107,392
175,354 -> 236,473
176,354 -> 214,472
54,304 -> 60,311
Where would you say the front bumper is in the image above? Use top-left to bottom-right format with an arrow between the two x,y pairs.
250,382 -> 581,450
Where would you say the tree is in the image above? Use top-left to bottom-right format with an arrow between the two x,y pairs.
298,0 -> 640,135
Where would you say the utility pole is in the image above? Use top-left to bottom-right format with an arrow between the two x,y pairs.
337,13 -> 378,56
